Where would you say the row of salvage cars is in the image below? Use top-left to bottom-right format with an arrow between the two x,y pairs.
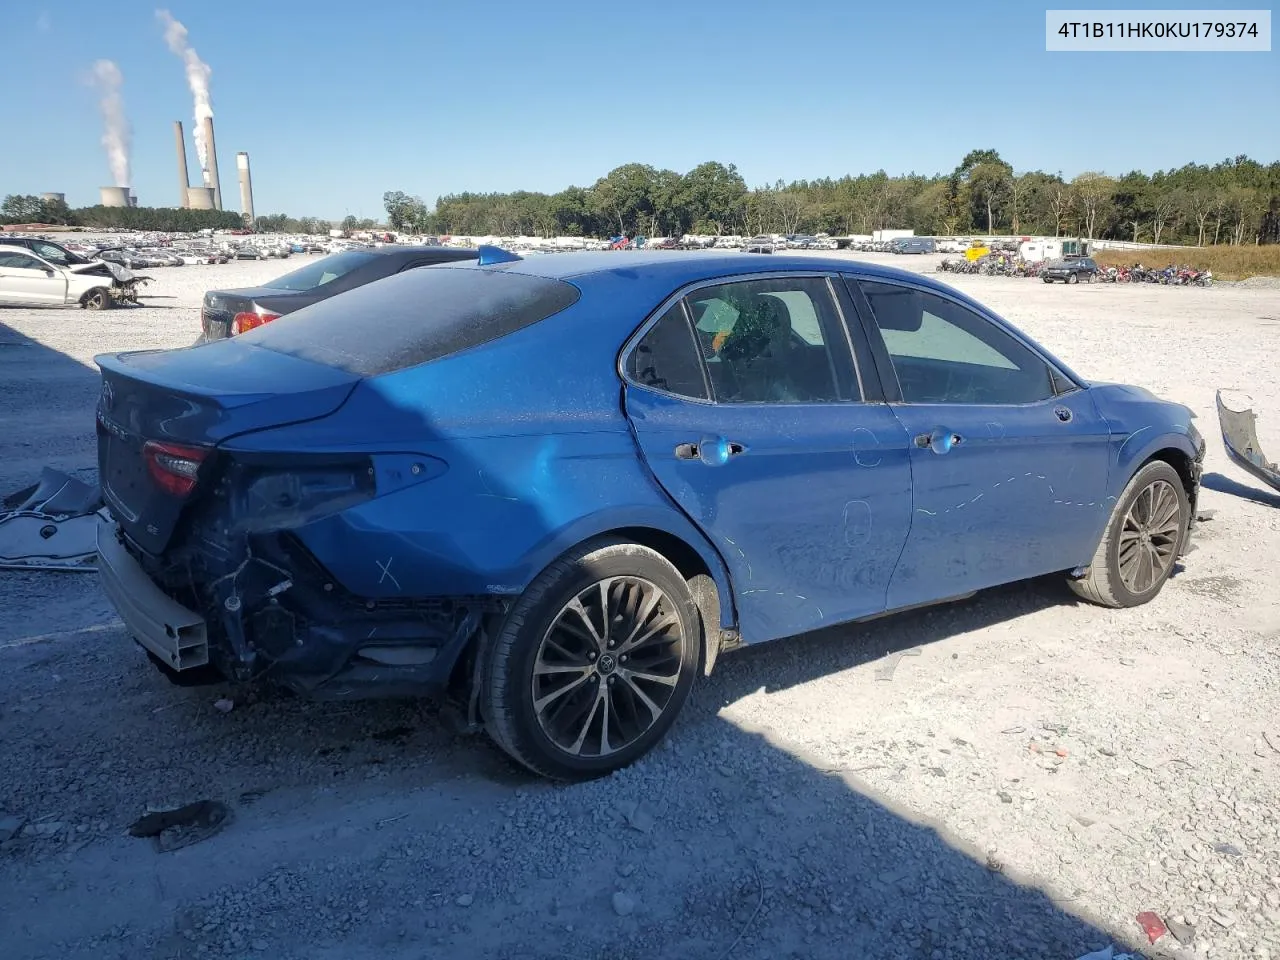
12,242 -> 1274,782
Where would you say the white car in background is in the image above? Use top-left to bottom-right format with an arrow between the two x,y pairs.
0,245 -> 148,309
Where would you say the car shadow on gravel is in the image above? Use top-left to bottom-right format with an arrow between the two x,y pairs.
0,319 -> 104,493
708,576 -> 1073,702
1202,470 -> 1280,508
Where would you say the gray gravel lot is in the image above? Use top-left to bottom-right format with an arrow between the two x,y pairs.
1,252 -> 1278,960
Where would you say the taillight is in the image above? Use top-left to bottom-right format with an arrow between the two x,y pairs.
143,440 -> 209,498
231,311 -> 281,335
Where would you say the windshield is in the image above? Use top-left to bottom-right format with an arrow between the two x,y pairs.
264,250 -> 379,291
31,240 -> 89,266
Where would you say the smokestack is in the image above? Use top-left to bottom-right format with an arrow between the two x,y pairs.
236,152 -> 255,225
175,120 -> 190,207
100,186 -> 130,208
201,115 -> 221,210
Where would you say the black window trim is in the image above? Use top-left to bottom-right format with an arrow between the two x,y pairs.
617,271 -> 871,407
842,273 -> 1085,407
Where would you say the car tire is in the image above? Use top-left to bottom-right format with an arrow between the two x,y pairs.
482,538 -> 702,781
1068,460 -> 1189,608
82,288 -> 111,310
1086,273 -> 1095,283
1068,273 -> 1079,284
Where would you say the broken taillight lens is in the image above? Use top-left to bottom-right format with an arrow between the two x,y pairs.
231,311 -> 281,335
143,440 -> 209,498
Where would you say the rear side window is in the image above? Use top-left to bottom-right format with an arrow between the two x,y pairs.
243,266 -> 581,376
628,303 -> 708,400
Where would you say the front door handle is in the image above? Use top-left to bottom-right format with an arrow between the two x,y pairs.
675,437 -> 746,465
914,429 -> 963,455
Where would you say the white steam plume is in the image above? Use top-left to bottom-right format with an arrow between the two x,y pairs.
88,60 -> 131,188
156,9 -> 213,185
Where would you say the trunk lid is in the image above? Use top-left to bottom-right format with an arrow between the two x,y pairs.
95,339 -> 359,554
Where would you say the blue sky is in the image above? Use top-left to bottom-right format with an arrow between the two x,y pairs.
3,1 -> 1276,219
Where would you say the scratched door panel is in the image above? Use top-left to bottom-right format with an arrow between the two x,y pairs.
884,391 -> 1111,609
625,388 -> 912,643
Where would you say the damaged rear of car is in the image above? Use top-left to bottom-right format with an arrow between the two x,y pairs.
94,264 -> 602,701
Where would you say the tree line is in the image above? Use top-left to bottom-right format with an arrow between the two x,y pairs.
2,195 -> 249,232
384,150 -> 1280,246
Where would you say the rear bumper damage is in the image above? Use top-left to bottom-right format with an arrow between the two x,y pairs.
1217,390 -> 1280,494
97,518 -> 503,700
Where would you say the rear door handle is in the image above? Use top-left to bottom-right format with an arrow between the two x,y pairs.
675,438 -> 746,464
914,429 -> 963,454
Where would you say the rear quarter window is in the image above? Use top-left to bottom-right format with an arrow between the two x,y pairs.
240,266 -> 581,376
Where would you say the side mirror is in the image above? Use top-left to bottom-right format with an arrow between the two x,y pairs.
45,268 -> 56,276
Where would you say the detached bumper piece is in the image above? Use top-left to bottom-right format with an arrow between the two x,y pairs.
1217,389 -> 1280,495
96,517 -> 210,670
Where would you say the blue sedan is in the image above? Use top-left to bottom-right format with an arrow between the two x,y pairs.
93,249 -> 1204,780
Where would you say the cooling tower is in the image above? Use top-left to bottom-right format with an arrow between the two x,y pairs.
175,120 -> 191,208
236,152 -> 255,224
100,186 -> 130,208
201,116 -> 222,210
187,187 -> 216,210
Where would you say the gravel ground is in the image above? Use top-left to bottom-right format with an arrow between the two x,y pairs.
1,252 -> 1278,960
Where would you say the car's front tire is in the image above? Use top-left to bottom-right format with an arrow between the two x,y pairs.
1068,460 -> 1189,608
482,539 -> 701,780
82,288 -> 111,310
1068,273 -> 1079,284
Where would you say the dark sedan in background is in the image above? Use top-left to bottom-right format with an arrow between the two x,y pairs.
199,245 -> 479,340
1042,256 -> 1100,284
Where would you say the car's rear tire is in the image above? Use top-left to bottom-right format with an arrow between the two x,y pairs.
82,288 -> 111,310
482,539 -> 701,781
1068,460 -> 1189,608
1043,277 -> 1052,283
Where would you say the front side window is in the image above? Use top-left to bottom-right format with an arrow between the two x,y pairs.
628,303 -> 708,400
0,252 -> 45,270
859,280 -> 1055,405
687,277 -> 850,404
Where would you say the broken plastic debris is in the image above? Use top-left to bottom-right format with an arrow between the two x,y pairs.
1074,947 -> 1138,960
1216,389 -> 1280,494
1135,910 -> 1167,944
128,799 -> 230,852
213,698 -> 235,713
0,468 -> 107,572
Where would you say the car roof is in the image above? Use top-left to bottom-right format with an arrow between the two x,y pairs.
489,250 -> 943,290
367,246 -> 478,258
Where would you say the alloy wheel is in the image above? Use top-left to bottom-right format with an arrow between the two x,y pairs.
531,577 -> 687,758
1116,479 -> 1182,594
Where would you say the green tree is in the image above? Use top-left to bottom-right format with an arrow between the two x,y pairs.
1,194 -> 44,222
591,163 -> 658,235
341,214 -> 358,236
1071,172 -> 1116,239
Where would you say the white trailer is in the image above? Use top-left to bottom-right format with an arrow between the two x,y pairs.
1018,238 -> 1090,261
